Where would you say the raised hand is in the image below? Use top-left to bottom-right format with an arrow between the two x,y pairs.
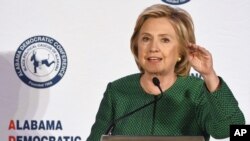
186,43 -> 220,92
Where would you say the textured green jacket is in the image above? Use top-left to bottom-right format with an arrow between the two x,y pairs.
87,73 -> 245,141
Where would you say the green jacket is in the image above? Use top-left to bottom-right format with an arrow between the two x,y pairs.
87,73 -> 245,141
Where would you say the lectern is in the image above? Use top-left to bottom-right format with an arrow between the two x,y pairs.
101,135 -> 205,141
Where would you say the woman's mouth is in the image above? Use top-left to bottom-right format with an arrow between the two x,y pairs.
147,57 -> 162,61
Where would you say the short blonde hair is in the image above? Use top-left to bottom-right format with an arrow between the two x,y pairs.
130,4 -> 195,76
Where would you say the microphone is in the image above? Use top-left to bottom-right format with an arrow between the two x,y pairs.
105,77 -> 163,135
152,77 -> 162,93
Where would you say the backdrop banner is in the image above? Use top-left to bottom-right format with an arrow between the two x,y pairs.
1,0 -> 249,141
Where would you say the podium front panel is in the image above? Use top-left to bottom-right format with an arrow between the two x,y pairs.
101,135 -> 205,141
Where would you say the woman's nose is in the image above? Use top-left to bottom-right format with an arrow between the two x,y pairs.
149,40 -> 160,52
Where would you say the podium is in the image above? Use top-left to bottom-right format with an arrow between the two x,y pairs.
101,135 -> 205,141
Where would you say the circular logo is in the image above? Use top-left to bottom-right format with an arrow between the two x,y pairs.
161,0 -> 190,5
14,35 -> 67,88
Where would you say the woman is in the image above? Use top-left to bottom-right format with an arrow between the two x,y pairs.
87,4 -> 245,141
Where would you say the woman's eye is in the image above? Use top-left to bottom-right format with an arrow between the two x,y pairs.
142,37 -> 150,42
161,38 -> 170,43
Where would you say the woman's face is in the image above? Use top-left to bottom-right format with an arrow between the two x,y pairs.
137,17 -> 180,75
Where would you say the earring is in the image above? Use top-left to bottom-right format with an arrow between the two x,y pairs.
177,57 -> 181,62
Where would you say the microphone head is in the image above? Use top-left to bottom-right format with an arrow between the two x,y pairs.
152,77 -> 160,87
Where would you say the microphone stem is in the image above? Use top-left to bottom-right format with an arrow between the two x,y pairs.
151,95 -> 158,134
